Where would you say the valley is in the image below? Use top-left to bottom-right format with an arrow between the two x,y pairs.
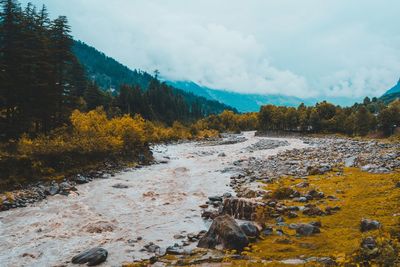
1,132 -> 399,266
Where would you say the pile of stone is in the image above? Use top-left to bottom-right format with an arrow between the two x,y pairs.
201,133 -> 248,146
245,139 -> 290,152
0,167 -> 119,212
233,137 -> 399,190
0,180 -> 77,211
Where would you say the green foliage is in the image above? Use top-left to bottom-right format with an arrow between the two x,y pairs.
73,40 -> 237,120
378,100 -> 400,136
258,99 -> 399,137
0,0 -> 86,138
194,110 -> 258,133
0,0 -> 236,142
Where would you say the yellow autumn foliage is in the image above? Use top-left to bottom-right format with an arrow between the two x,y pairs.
19,108 -> 148,156
18,108 -> 221,159
194,110 -> 258,133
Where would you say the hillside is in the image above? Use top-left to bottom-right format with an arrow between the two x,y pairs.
383,78 -> 400,95
72,40 -> 153,91
167,81 -> 317,112
380,92 -> 400,104
72,41 -> 236,115
380,78 -> 400,103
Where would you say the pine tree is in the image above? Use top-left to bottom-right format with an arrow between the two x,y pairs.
84,82 -> 103,110
49,15 -> 74,127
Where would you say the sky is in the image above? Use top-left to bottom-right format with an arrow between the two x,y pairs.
21,0 -> 400,101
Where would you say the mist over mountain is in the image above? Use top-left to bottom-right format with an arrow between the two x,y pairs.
72,40 -> 237,115
166,81 -> 315,112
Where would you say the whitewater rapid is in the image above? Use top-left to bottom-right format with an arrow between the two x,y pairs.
0,132 -> 307,266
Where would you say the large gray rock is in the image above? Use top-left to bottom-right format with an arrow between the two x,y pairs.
198,215 -> 249,251
71,247 -> 108,266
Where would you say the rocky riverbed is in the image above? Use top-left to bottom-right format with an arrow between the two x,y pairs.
0,132 -> 306,266
1,132 -> 399,266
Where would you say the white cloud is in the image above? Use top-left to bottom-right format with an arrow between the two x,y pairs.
21,0 -> 400,100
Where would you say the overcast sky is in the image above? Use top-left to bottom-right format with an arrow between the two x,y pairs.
22,0 -> 400,100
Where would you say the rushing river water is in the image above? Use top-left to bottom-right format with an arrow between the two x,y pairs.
0,132 -> 307,267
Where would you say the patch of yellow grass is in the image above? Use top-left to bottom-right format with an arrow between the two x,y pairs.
233,168 -> 400,266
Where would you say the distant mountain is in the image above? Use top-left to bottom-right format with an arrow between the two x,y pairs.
72,40 -> 236,115
383,78 -> 400,96
73,40 -> 361,113
167,81 -> 317,112
380,78 -> 400,103
380,92 -> 400,103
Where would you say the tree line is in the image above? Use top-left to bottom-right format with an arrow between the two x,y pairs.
0,0 -> 229,141
0,0 -> 87,138
258,97 -> 400,136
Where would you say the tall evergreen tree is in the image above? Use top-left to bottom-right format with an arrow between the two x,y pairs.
84,82 -> 103,110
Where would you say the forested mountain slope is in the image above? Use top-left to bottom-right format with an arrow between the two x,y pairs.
72,40 -> 236,116
380,79 -> 400,103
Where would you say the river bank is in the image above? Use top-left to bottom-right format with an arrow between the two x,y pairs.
0,132 -> 306,266
1,131 -> 399,266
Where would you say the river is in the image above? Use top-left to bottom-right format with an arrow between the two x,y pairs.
0,131 -> 307,266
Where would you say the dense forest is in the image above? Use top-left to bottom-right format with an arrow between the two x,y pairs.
0,0 -> 86,139
72,40 -> 236,121
0,0 -> 235,141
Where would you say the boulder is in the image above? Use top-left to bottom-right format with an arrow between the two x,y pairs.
59,182 -> 76,195
112,183 -> 129,189
262,227 -> 273,236
222,192 -> 232,198
71,247 -> 108,266
295,182 -> 309,188
198,215 -> 249,251
361,236 -> 377,250
143,242 -> 161,254
271,187 -> 296,200
166,244 -> 186,255
208,196 -> 223,202
307,189 -> 325,199
344,156 -> 357,167
222,197 -> 265,220
201,210 -> 219,220
47,184 -> 59,196
307,165 -> 331,175
303,204 -> 325,216
75,175 -> 90,184
360,219 -> 381,232
294,223 -> 320,236
240,222 -> 259,238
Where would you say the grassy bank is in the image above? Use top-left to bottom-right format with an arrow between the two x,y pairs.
0,108 -> 218,192
230,168 -> 400,266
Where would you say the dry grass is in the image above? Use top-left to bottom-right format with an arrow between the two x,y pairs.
231,168 -> 400,266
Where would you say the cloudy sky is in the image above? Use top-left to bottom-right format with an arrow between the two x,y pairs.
22,0 -> 400,101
